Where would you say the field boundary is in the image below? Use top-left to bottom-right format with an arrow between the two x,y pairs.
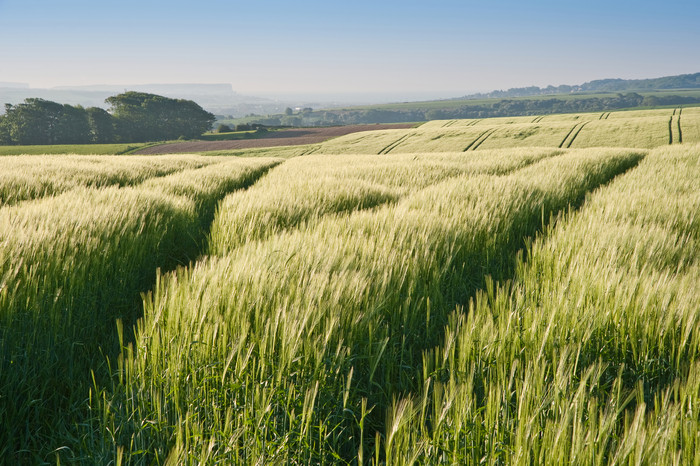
132,124 -> 414,155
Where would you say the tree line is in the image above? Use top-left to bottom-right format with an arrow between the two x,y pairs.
0,92 -> 215,145
244,92 -> 700,127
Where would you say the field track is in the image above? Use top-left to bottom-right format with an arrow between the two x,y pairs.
133,124 -> 414,154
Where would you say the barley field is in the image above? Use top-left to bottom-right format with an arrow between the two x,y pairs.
1,107 -> 699,464
318,107 -> 699,154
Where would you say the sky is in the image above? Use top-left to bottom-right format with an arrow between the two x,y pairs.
1,0 -> 699,99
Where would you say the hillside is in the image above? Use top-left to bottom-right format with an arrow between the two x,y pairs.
229,78 -> 700,127
462,71 -> 700,99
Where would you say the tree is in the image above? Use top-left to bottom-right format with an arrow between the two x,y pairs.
0,112 -> 9,144
0,99 -> 91,145
106,92 -> 215,142
86,107 -> 116,143
55,104 -> 91,144
284,107 -> 293,116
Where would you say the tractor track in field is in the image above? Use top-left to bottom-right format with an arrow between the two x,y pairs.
670,108 -> 683,144
132,124 -> 415,155
669,116 -> 674,145
463,128 -> 498,151
565,121 -> 589,148
378,132 -> 415,154
559,121 -> 589,148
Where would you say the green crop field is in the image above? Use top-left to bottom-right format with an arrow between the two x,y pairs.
0,142 -> 155,156
1,107 -> 699,464
316,107 -> 700,154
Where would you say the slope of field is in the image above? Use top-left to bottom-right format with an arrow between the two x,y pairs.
131,124 -> 414,155
318,108 -> 696,153
681,106 -> 700,142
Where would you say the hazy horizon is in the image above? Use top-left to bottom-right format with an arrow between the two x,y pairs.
1,0 -> 699,99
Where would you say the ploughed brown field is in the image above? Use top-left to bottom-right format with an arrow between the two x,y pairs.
132,124 -> 415,154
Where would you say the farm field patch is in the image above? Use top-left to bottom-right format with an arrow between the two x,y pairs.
318,107 -> 699,154
0,154 -> 225,205
1,107 -> 699,464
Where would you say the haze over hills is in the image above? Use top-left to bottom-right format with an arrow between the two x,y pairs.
0,83 -> 284,117
2,72 -> 699,120
0,83 -> 461,118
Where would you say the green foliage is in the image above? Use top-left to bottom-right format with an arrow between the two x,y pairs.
0,98 -> 91,144
106,91 -> 215,142
86,106 -> 116,143
0,92 -> 216,145
234,91 -> 700,127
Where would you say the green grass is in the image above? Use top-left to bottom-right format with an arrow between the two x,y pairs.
0,154 -> 225,205
0,157 -> 281,463
0,142 -> 156,155
209,149 -> 560,254
94,147 -> 643,464
384,143 -> 700,464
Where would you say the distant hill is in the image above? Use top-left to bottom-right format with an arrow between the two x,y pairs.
462,72 -> 700,100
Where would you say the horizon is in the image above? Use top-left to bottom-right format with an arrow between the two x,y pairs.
1,0 -> 699,99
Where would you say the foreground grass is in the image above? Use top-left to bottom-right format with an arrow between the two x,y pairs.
0,158 -> 281,463
0,154 -> 225,205
385,143 -> 700,464
94,148 -> 643,464
209,149 -> 561,254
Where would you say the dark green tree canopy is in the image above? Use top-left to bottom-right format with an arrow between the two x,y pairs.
106,92 -> 215,142
0,92 -> 215,145
0,98 -> 91,145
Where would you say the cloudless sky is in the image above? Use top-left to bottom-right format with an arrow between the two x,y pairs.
1,0 -> 699,98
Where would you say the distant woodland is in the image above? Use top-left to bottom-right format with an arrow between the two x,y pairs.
0,92 -> 214,145
243,92 -> 700,127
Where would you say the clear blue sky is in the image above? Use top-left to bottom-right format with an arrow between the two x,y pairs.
1,0 -> 698,98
